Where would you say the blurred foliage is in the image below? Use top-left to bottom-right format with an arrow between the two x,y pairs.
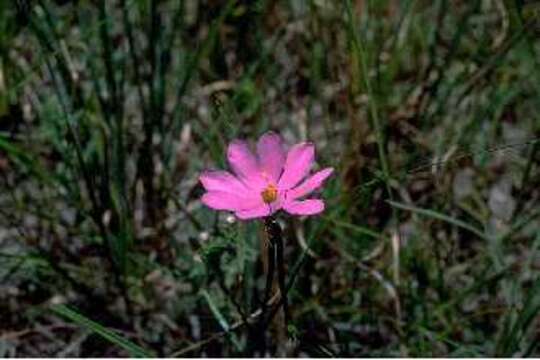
0,0 -> 539,357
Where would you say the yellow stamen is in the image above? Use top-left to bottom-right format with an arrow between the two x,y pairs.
261,184 -> 278,204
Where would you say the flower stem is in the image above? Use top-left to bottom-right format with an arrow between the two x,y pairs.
263,216 -> 290,331
275,228 -> 290,326
261,221 -> 276,321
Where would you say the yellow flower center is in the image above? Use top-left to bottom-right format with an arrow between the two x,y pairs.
261,184 -> 278,204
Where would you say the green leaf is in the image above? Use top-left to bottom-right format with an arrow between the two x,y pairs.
496,278 -> 540,356
52,304 -> 154,358
0,135 -> 53,185
387,200 -> 488,241
201,290 -> 242,351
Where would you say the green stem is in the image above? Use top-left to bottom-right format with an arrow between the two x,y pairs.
262,216 -> 289,334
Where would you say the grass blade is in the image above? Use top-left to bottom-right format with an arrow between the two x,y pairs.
387,200 -> 487,241
52,304 -> 154,358
201,290 -> 242,351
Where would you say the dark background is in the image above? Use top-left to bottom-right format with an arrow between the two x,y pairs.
0,0 -> 539,356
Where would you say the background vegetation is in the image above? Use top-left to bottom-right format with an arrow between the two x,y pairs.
0,0 -> 539,356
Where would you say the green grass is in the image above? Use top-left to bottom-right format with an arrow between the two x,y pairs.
0,0 -> 539,357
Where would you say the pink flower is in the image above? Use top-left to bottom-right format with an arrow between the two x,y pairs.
200,132 -> 334,220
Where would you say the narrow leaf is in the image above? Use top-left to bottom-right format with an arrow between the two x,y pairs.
52,304 -> 154,358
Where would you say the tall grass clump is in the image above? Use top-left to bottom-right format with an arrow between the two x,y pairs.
0,0 -> 538,356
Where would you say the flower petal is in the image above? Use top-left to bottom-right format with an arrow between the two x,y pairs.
235,204 -> 272,220
227,140 -> 265,189
278,142 -> 315,190
287,168 -> 333,200
283,199 -> 325,216
202,191 -> 262,211
199,170 -> 250,194
256,132 -> 285,182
